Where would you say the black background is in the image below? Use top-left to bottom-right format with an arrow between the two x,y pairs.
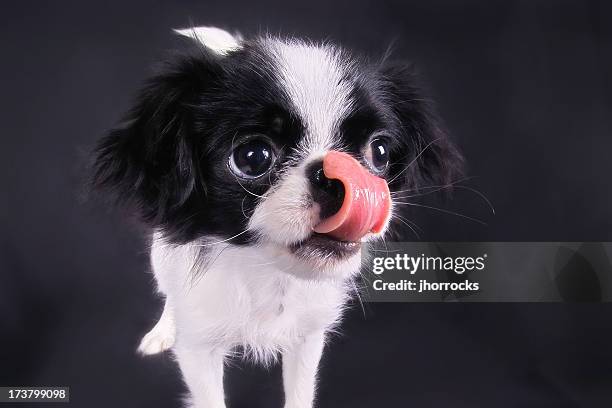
2,0 -> 612,407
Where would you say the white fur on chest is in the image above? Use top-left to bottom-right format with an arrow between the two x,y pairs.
150,237 -> 351,362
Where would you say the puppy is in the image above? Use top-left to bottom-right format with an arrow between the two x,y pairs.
92,26 -> 461,408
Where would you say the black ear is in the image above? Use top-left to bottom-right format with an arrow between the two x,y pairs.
379,63 -> 464,190
92,49 -> 220,227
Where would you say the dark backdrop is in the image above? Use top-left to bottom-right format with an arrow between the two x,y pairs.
2,1 -> 612,407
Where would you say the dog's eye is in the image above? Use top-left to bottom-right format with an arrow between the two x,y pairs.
229,139 -> 275,179
365,138 -> 389,173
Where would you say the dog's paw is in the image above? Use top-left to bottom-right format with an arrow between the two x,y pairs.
137,324 -> 176,355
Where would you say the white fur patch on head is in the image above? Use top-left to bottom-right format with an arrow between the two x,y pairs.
248,40 -> 366,252
242,39 -> 381,275
174,26 -> 243,55
264,38 -> 356,157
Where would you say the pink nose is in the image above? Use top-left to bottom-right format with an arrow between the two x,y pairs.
313,151 -> 391,242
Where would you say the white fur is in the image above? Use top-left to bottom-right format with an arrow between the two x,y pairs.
144,237 -> 353,408
138,35 -> 387,408
174,26 -> 242,55
137,300 -> 176,355
248,161 -> 318,248
265,38 -> 356,156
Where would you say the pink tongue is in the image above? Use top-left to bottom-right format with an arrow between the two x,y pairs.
313,151 -> 391,242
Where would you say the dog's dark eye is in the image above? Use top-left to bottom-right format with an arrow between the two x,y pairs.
229,139 -> 275,179
365,138 -> 389,173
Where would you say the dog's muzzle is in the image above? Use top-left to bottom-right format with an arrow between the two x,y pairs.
308,151 -> 391,242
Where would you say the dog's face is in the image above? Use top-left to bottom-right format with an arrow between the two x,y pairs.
93,27 -> 462,279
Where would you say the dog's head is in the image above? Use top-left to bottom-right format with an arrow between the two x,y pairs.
93,27 -> 462,280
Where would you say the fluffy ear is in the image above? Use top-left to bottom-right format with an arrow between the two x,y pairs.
92,51 -> 219,228
380,63 -> 464,190
174,26 -> 242,55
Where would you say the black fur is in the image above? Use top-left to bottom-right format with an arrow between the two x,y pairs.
93,43 -> 298,244
92,37 -> 462,244
377,62 -> 463,190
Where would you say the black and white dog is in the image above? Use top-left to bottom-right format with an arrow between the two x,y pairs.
93,26 -> 461,408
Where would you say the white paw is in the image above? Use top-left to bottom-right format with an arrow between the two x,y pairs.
137,324 -> 176,355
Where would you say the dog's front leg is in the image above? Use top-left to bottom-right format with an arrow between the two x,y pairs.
138,298 -> 176,355
283,331 -> 326,408
175,345 -> 226,408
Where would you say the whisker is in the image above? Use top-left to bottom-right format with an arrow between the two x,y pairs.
396,218 -> 420,239
191,208 -> 283,249
241,196 -> 249,219
388,138 -> 442,184
350,278 -> 366,318
393,184 -> 495,216
454,185 -> 496,215
392,214 -> 422,239
393,186 -> 450,200
250,260 -> 279,267
192,230 -> 251,247
186,242 -> 233,289
390,176 -> 475,195
394,202 -> 487,225
368,248 -> 400,254
231,172 -> 267,199
394,213 -> 423,233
